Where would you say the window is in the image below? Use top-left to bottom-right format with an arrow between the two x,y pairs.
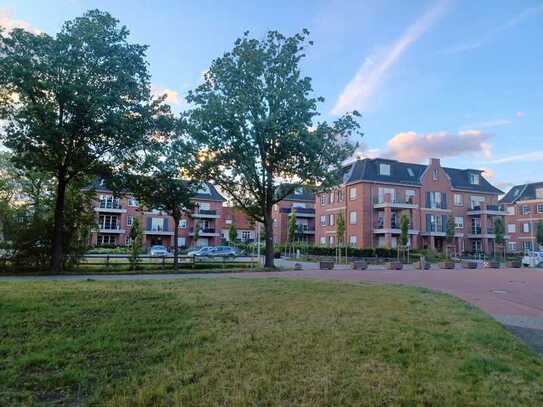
330,191 -> 335,203
537,204 -> 543,213
470,196 -> 485,210
427,192 -> 446,209
379,163 -> 391,176
128,197 -> 138,207
521,206 -> 530,215
320,194 -> 326,205
320,236 -> 326,245
378,187 -> 395,203
432,169 -> 438,181
338,190 -> 344,202
523,223 -> 531,233
99,195 -> 120,209
97,235 -> 116,245
506,206 -> 515,215
454,216 -> 464,229
427,215 -> 445,233
407,168 -> 414,177
507,242 -> 517,253
329,214 -> 335,226
98,215 -> 119,230
125,236 -> 133,246
179,219 -> 187,228
350,235 -> 357,246
292,202 -> 306,209
197,202 -> 210,211
225,219 -> 233,225
349,211 -> 357,224
349,187 -> 357,200
454,194 -> 464,207
329,235 -> 335,245
524,241 -> 533,251
536,188 -> 543,199
177,237 -> 186,247
469,173 -> 480,185
241,231 -> 252,241
294,187 -> 303,195
320,215 -> 327,226
507,224 -> 516,233
405,190 -> 415,203
127,216 -> 133,226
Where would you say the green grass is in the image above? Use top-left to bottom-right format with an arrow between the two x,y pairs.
1,279 -> 542,405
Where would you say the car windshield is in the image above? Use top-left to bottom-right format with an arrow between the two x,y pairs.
152,246 -> 166,250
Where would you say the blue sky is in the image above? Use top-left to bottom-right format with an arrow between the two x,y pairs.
1,0 -> 542,192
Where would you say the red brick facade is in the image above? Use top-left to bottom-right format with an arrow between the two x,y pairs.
315,158 -> 505,255
272,188 -> 315,245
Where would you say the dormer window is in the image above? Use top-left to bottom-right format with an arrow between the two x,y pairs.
469,173 -> 480,185
536,188 -> 543,199
407,168 -> 414,177
432,169 -> 438,181
294,187 -> 303,195
379,163 -> 391,176
197,183 -> 211,194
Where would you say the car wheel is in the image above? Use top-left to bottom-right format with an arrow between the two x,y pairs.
538,262 -> 543,268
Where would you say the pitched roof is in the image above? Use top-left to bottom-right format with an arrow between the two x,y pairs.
342,158 -> 503,195
276,184 -> 315,202
500,182 -> 543,204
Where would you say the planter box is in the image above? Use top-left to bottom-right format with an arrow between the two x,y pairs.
463,261 -> 478,269
416,260 -> 430,270
352,261 -> 368,270
294,263 -> 303,270
319,261 -> 334,270
485,261 -> 500,269
440,261 -> 456,270
385,261 -> 403,271
508,260 -> 522,269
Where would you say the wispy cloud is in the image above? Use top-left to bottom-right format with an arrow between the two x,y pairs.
0,8 -> 40,34
516,111 -> 526,118
487,151 -> 543,165
331,0 -> 450,115
460,119 -> 511,130
441,5 -> 543,55
384,129 -> 492,163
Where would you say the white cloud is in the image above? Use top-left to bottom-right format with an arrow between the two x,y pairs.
384,129 -> 493,163
441,5 -> 543,55
487,151 -> 543,165
150,84 -> 186,107
0,8 -> 40,34
516,111 -> 526,118
331,0 -> 450,115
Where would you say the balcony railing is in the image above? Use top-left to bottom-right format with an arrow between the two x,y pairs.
195,228 -> 215,234
98,224 -> 122,230
99,201 -> 122,209
194,209 -> 217,215
147,225 -> 169,232
373,197 -> 415,205
426,225 -> 446,233
279,207 -> 316,215
471,226 -> 482,235
296,225 -> 315,233
375,220 -> 402,229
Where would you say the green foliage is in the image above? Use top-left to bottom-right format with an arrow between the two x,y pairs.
447,215 -> 456,243
287,209 -> 297,245
399,214 -> 409,247
537,220 -> 543,249
494,217 -> 505,245
228,223 -> 238,244
128,218 -> 143,271
0,10 -> 164,271
187,30 -> 360,267
336,212 -> 346,245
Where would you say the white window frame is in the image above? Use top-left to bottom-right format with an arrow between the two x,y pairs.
329,214 -> 335,226
432,169 -> 438,181
521,206 -> 530,215
320,194 -> 326,206
507,224 -> 516,233
349,187 -> 357,200
405,190 -> 415,203
469,173 -> 480,185
523,223 -> 530,233
128,197 -> 139,207
320,236 -> 326,245
454,193 -> 464,207
454,216 -> 464,229
349,211 -> 357,225
379,163 -> 391,176
506,206 -> 515,215
179,219 -> 188,228
349,235 -> 357,246
127,215 -> 134,226
537,204 -> 543,213
320,215 -> 327,226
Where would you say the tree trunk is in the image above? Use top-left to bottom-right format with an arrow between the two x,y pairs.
173,215 -> 179,272
51,173 -> 67,273
264,205 -> 274,268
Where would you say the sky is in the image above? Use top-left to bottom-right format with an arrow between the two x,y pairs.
1,0 -> 542,193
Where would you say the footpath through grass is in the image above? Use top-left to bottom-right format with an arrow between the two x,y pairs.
1,278 -> 542,405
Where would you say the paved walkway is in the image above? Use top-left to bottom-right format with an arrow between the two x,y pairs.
3,267 -> 543,353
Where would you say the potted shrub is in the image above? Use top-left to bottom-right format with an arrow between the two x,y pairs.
508,260 -> 522,268
352,260 -> 368,270
485,260 -> 500,269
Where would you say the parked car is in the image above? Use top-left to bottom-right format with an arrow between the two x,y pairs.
150,245 -> 170,256
522,251 -> 543,268
187,246 -> 214,257
208,246 -> 239,258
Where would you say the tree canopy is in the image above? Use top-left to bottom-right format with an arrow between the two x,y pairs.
187,30 -> 360,267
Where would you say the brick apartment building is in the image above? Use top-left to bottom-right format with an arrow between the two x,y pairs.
500,182 -> 543,253
315,158 -> 506,255
272,186 -> 316,245
221,206 -> 257,243
91,180 -> 234,250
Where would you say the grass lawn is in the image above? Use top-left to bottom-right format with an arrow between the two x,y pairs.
1,279 -> 542,405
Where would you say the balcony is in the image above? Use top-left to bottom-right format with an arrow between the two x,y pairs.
373,197 -> 417,209
467,226 -> 496,239
373,220 -> 419,235
97,224 -> 125,234
144,226 -> 174,236
467,204 -> 507,216
189,228 -> 220,237
279,207 -> 316,218
192,209 -> 219,219
94,202 -> 126,213
296,224 -> 315,234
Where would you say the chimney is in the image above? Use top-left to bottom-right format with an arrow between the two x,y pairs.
430,158 -> 440,167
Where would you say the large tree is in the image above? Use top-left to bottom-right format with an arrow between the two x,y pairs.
187,30 -> 360,267
0,10 -> 163,272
